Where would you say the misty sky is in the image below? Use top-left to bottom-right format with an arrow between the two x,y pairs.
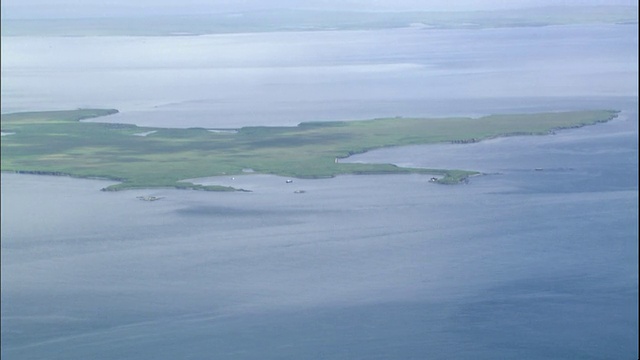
1,0 -> 637,19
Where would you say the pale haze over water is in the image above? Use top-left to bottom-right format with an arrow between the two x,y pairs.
1,6 -> 638,360
2,24 -> 637,127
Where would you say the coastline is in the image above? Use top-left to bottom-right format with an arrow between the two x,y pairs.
0,108 -> 619,191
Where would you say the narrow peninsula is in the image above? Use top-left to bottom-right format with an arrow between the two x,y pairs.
0,108 -> 618,191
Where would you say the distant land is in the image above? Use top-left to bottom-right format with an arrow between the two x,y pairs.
0,108 -> 619,191
1,6 -> 637,36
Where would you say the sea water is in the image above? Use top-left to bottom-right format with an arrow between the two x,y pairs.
1,23 -> 638,359
1,24 -> 637,127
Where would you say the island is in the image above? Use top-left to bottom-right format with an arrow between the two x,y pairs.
0,108 -> 618,191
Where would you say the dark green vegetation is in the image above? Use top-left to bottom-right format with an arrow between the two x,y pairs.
1,108 -> 618,191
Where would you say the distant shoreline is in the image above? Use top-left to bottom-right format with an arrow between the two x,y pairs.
1,6 -> 636,37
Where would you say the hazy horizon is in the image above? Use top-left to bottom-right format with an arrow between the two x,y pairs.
1,0 -> 637,19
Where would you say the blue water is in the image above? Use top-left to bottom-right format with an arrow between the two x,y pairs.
2,105 -> 637,359
1,22 -> 638,360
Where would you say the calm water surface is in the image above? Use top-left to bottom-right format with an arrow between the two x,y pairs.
1,23 -> 638,359
1,24 -> 637,127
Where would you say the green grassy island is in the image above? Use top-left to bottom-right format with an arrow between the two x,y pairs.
1,108 -> 618,191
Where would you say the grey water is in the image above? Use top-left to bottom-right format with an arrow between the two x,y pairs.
1,24 -> 637,127
1,23 -> 638,359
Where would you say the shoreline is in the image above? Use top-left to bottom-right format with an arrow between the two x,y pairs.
1,108 -> 619,192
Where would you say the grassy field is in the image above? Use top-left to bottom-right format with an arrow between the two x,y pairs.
0,108 -> 618,191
